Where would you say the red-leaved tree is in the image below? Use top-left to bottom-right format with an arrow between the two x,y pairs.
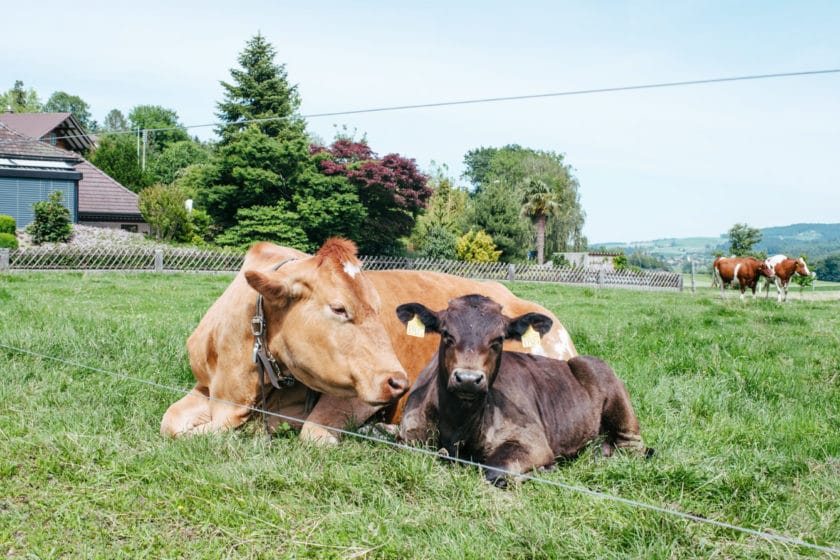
315,139 -> 431,254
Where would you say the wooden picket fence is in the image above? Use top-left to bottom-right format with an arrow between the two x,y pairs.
0,247 -> 683,291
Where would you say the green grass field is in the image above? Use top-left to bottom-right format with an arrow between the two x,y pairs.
1,272 -> 838,558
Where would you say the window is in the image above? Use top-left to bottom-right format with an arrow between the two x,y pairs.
50,133 -> 57,146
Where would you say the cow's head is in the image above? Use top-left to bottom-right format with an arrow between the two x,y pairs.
396,294 -> 552,401
759,261 -> 774,277
794,257 -> 811,277
245,238 -> 409,406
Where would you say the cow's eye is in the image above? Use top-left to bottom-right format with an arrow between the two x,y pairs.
330,304 -> 348,318
441,331 -> 455,346
490,337 -> 503,350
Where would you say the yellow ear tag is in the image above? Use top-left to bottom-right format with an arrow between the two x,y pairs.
406,314 -> 426,338
521,325 -> 541,349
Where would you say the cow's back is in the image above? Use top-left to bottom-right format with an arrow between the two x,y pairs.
493,353 -> 603,457
368,269 -> 576,372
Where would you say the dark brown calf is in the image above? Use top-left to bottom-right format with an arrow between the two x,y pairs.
396,294 -> 650,487
712,257 -> 773,300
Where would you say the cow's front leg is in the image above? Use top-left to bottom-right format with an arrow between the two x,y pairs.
301,395 -> 380,444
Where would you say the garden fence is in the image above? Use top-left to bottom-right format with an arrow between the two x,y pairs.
0,247 -> 683,291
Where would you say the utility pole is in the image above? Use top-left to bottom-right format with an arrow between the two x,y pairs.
141,129 -> 148,171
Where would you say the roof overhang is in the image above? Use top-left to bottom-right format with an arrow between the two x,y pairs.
0,166 -> 82,181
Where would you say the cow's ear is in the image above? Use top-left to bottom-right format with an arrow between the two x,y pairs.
245,270 -> 305,304
396,302 -> 441,333
506,312 -> 553,340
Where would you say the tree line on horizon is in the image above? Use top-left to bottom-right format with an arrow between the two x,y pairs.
2,34 -> 586,263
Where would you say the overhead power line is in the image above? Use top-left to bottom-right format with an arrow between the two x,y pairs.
1,68 -> 838,147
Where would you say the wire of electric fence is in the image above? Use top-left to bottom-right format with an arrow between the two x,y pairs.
1,342 -> 838,555
1,68 -> 838,147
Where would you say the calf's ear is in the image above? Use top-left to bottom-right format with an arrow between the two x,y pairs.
506,313 -> 553,340
396,303 -> 441,333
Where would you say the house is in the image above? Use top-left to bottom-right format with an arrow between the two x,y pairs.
0,111 -> 148,233
556,251 -> 621,271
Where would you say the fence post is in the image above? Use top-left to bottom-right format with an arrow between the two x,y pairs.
507,264 -> 515,282
0,249 -> 8,272
690,259 -> 696,294
154,249 -> 163,272
598,268 -> 604,288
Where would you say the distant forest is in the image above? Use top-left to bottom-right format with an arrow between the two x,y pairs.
752,223 -> 840,261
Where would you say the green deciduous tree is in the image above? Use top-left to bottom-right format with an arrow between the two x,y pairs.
128,105 -> 190,154
149,140 -> 212,185
102,109 -> 129,132
44,91 -> 97,131
89,133 -> 150,192
727,223 -> 763,256
812,253 -> 840,282
461,146 -> 586,261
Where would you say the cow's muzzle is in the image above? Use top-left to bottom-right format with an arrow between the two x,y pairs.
450,368 -> 486,398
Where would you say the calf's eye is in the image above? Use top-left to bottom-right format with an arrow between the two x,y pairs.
330,304 -> 348,318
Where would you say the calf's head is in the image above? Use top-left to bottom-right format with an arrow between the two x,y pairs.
245,238 -> 409,406
397,294 -> 552,400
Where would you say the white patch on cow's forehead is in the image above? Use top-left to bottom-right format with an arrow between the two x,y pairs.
343,261 -> 361,279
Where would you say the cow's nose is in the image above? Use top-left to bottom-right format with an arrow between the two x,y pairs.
387,375 -> 410,397
453,369 -> 485,389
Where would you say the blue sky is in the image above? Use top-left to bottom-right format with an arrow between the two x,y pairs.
4,1 -> 838,243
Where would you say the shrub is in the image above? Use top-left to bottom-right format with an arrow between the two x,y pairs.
0,232 -> 18,249
138,183 -> 192,242
0,215 -> 15,235
27,191 -> 72,244
455,229 -> 502,263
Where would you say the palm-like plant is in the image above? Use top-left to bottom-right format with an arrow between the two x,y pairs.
520,177 -> 561,265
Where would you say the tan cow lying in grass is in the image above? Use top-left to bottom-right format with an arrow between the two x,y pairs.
161,239 -> 577,443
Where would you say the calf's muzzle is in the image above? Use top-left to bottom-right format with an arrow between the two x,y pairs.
451,368 -> 486,396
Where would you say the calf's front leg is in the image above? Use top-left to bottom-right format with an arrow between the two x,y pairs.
483,438 -> 554,488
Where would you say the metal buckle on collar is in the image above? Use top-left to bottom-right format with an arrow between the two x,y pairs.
250,316 -> 264,337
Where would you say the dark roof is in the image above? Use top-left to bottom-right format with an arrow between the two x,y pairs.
0,122 -> 82,161
76,159 -> 142,217
0,112 -> 93,152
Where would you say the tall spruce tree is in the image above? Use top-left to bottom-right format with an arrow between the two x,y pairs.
216,33 -> 305,144
199,34 -> 366,250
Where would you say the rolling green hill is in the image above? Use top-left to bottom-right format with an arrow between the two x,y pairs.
596,223 -> 840,272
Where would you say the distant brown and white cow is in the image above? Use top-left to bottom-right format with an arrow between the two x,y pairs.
762,255 -> 812,302
712,257 -> 773,300
161,240 -> 577,442
396,294 -> 649,487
